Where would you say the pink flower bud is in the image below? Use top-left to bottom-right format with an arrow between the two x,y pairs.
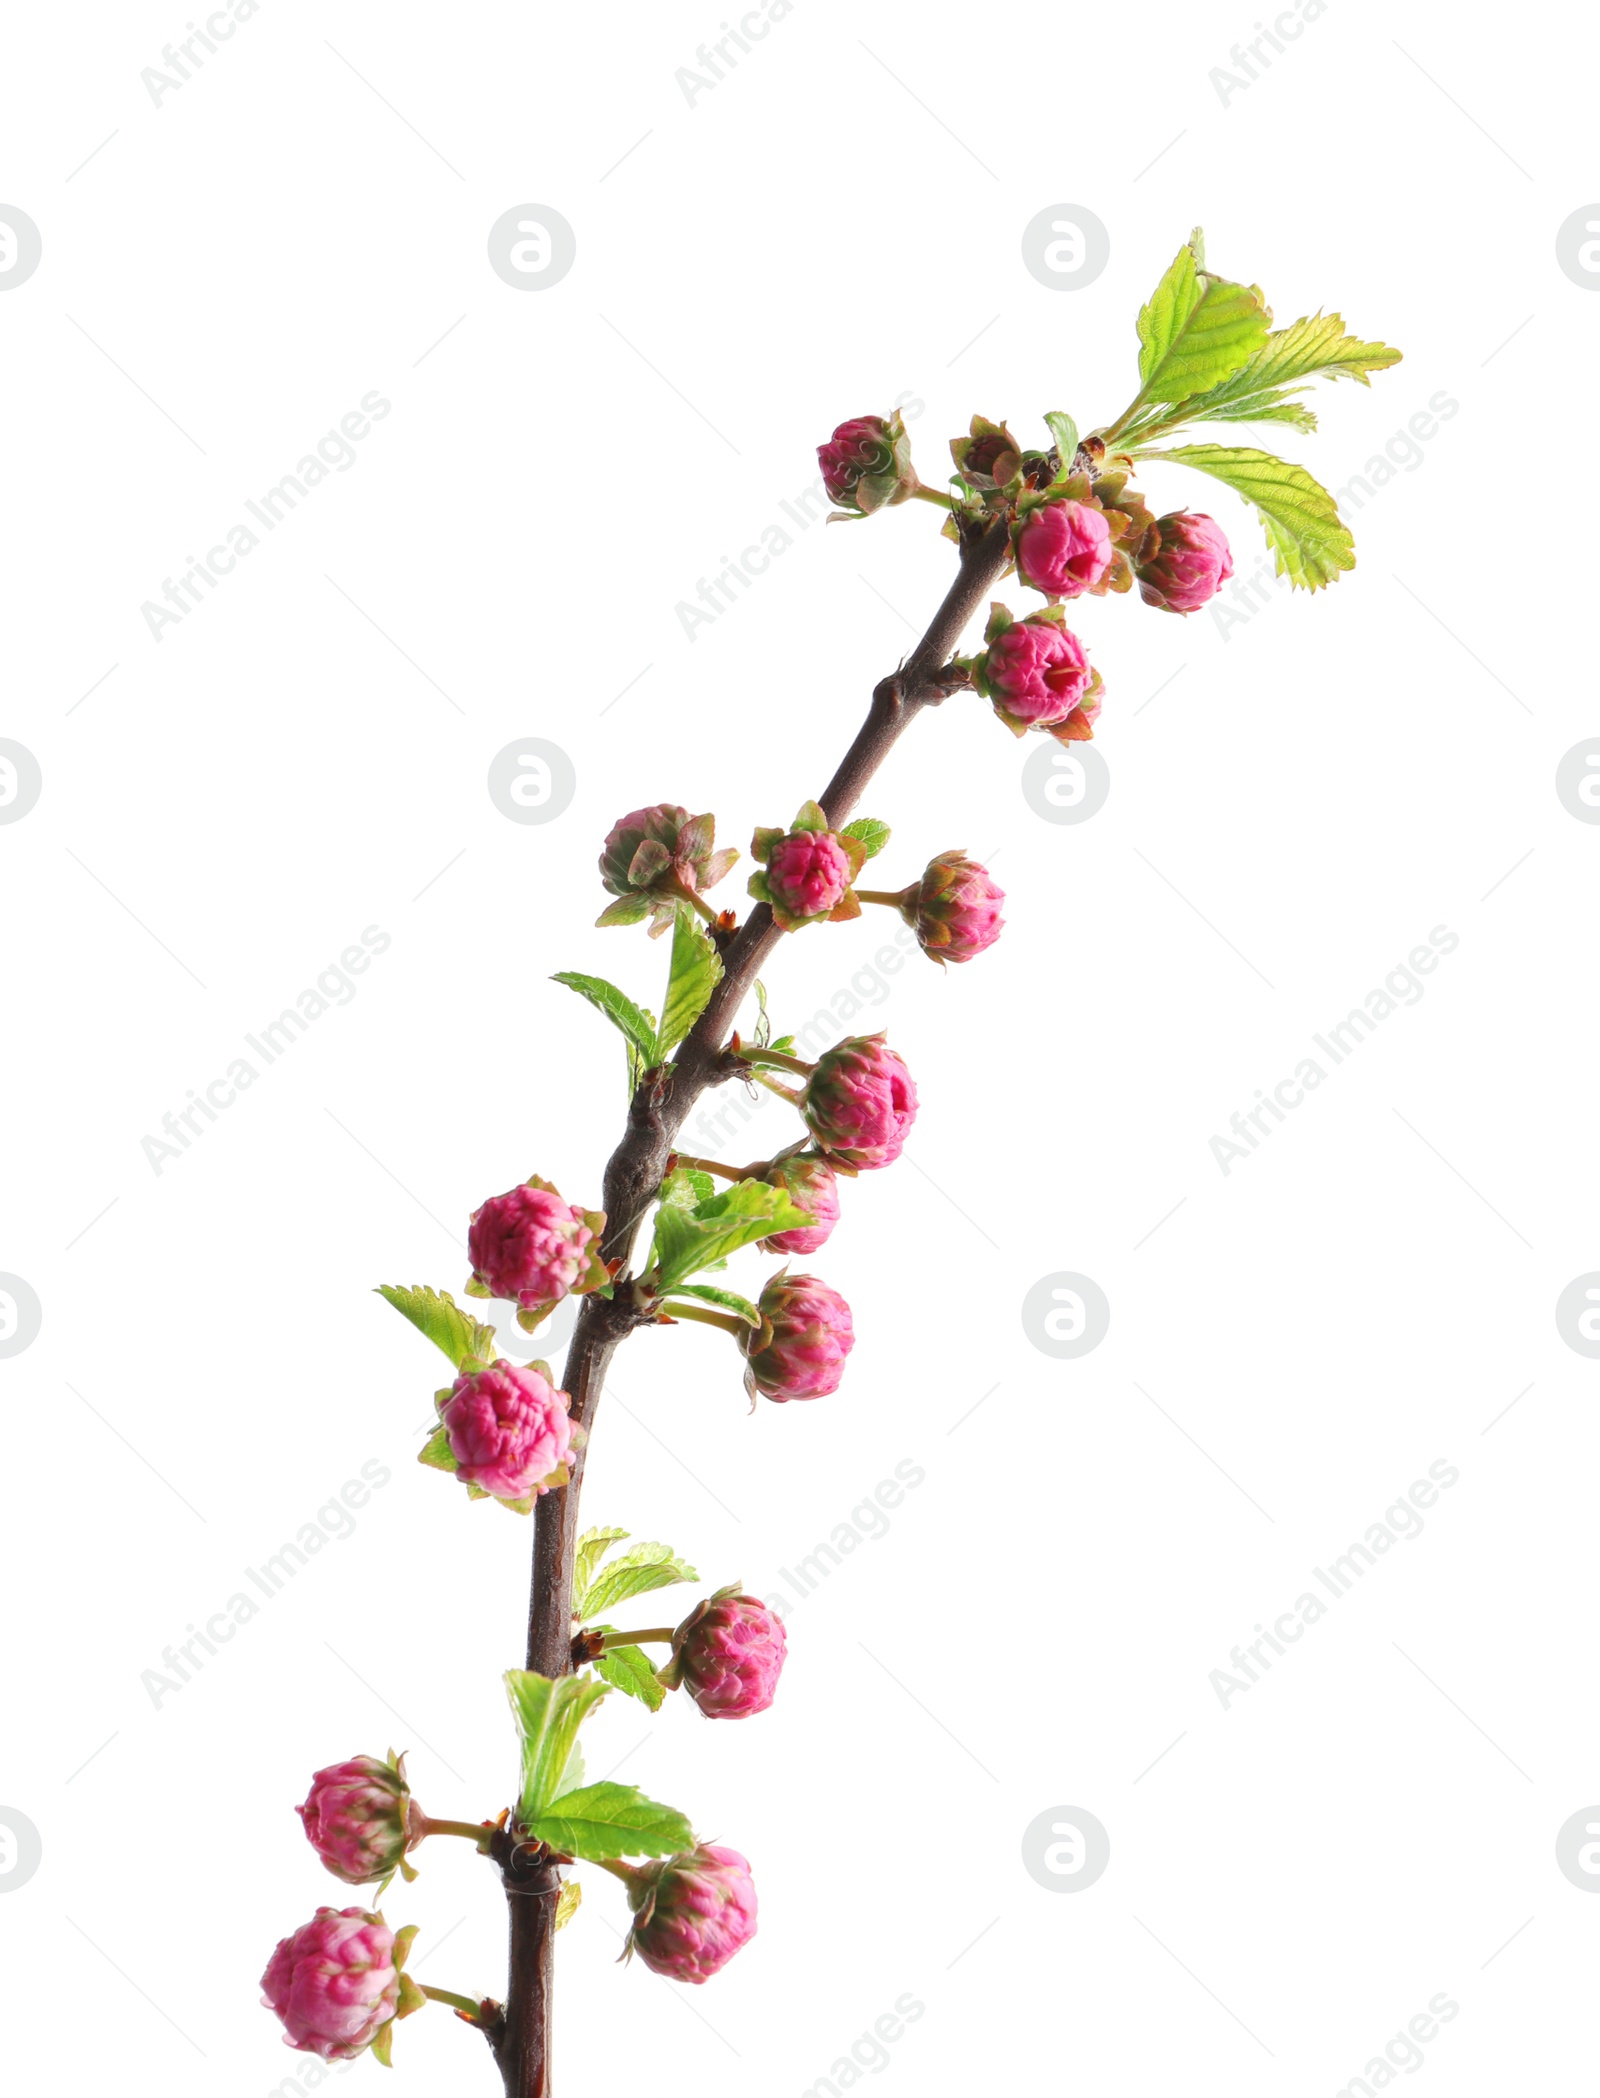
623,1845 -> 758,1984
900,851 -> 1005,965
1136,511 -> 1234,613
668,1588 -> 788,1719
261,1907 -> 400,2061
442,1361 -> 573,1502
818,412 -> 918,516
766,829 -> 851,922
1014,499 -> 1113,599
748,802 -> 868,932
977,614 -> 1100,734
297,1755 -> 416,1887
467,1178 -> 603,1320
802,1032 -> 918,1170
597,804 -> 738,934
743,1271 -> 855,1401
970,604 -> 1103,743
762,1152 -> 840,1256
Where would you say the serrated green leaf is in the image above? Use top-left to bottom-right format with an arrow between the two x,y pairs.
525,1781 -> 693,1862
551,972 -> 659,1066
839,817 -> 891,860
656,908 -> 723,1061
1193,311 -> 1401,406
1126,311 -> 1402,444
1135,443 -> 1354,590
578,1542 -> 698,1622
377,1284 -> 497,1370
1044,410 -> 1079,470
554,1880 -> 582,1931
658,1165 -> 716,1212
663,1281 -> 762,1327
753,978 -> 772,1050
575,1526 -> 630,1601
505,1671 -> 610,1825
592,1642 -> 667,1712
1134,230 -> 1271,408
418,1425 -> 458,1473
1169,389 -> 1319,432
648,1178 -> 809,1291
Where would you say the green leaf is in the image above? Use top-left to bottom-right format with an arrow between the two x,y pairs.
658,1165 -> 716,1212
649,1178 -> 810,1291
1044,410 -> 1079,470
595,895 -> 651,929
524,1781 -> 693,1863
551,972 -> 659,1067
505,1670 -> 610,1825
577,1541 -> 698,1622
1195,311 -> 1401,404
591,1641 -> 667,1712
753,978 -> 772,1050
554,1880 -> 582,1931
1135,443 -> 1354,590
663,1282 -> 762,1327
575,1526 -> 630,1601
1134,229 -> 1271,408
656,908 -> 723,1061
418,1425 -> 458,1473
377,1284 -> 497,1370
840,817 -> 891,860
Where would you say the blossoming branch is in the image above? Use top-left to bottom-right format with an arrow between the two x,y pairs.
256,227 -> 1399,2093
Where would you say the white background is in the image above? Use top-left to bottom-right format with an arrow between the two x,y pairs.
3,1 -> 1598,2092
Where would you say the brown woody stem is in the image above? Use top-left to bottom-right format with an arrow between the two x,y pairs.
496,513 -> 1013,2095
